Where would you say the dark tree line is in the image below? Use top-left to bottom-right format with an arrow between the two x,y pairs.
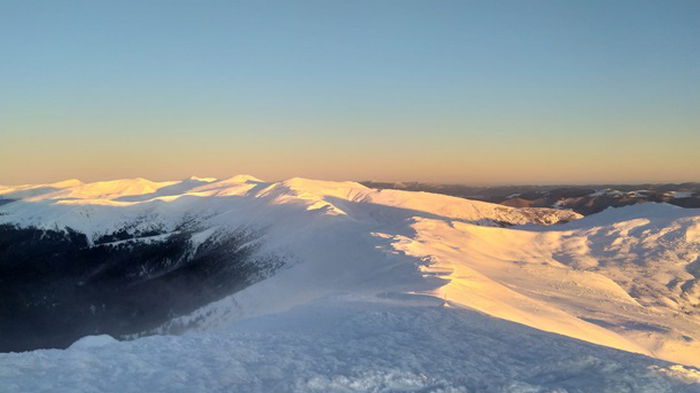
0,224 -> 282,352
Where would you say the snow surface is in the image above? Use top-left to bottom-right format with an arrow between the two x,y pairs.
2,299 -> 699,393
1,176 -> 700,391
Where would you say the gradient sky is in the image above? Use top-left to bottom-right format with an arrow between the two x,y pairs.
1,0 -> 699,185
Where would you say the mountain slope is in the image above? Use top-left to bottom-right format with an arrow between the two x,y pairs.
391,204 -> 700,366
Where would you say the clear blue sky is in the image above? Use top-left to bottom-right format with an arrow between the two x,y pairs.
1,0 -> 698,184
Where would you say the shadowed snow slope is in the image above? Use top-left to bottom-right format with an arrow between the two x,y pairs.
1,176 -> 700,390
1,299 -> 699,393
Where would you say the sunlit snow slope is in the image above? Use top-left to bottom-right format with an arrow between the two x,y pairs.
1,176 -> 699,376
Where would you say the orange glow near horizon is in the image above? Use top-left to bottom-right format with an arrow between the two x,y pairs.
2,124 -> 698,185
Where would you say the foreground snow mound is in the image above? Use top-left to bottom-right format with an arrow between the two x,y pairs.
1,299 -> 698,393
68,335 -> 118,350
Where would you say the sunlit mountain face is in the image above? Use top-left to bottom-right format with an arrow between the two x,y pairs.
1,175 -> 699,391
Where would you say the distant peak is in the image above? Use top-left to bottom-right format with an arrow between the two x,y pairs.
220,174 -> 264,184
98,177 -> 153,184
186,176 -> 218,183
51,179 -> 83,187
283,177 -> 366,188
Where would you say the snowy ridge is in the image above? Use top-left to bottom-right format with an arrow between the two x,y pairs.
0,175 -> 579,239
1,175 -> 700,391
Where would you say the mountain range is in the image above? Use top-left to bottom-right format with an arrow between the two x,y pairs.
361,181 -> 700,215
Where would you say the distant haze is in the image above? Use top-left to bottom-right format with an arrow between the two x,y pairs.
1,0 -> 698,185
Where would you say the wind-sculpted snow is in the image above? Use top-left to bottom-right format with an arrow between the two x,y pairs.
1,300 -> 698,393
1,175 -> 699,389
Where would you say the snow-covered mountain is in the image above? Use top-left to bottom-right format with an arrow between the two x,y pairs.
1,176 -> 699,392
361,181 -> 700,215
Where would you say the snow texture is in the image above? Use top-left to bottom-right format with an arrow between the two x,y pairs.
1,300 -> 699,393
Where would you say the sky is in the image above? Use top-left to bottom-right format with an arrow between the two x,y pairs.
1,0 -> 699,185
